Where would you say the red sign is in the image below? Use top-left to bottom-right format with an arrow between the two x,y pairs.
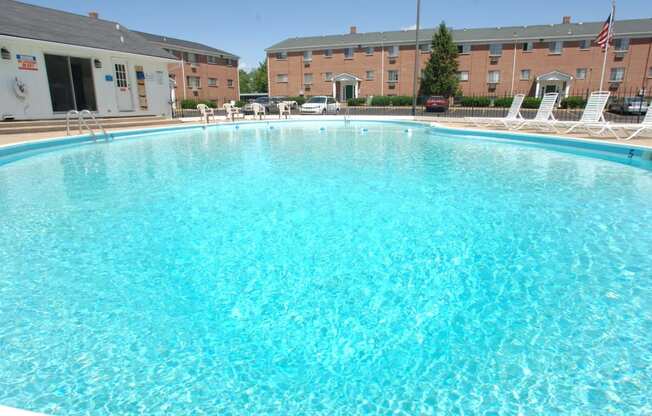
17,54 -> 37,71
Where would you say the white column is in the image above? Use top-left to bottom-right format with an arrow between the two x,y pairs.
354,81 -> 359,98
534,81 -> 540,98
332,81 -> 336,98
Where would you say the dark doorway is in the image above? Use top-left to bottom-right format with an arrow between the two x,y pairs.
44,54 -> 97,112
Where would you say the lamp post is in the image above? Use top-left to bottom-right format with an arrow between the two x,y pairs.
411,0 -> 421,116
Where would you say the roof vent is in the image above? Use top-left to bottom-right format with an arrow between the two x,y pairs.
88,11 -> 99,19
350,26 -> 357,34
562,16 -> 571,24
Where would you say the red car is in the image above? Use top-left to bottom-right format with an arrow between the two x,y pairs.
425,96 -> 449,112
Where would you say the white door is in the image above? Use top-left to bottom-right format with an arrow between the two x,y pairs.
112,59 -> 134,111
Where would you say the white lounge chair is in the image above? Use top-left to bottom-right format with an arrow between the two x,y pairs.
467,94 -> 526,128
251,102 -> 266,120
278,102 -> 291,119
197,103 -> 215,124
223,103 -> 243,121
554,91 -> 616,136
510,93 -> 559,130
611,109 -> 652,140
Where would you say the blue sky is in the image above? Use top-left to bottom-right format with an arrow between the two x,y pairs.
25,0 -> 650,70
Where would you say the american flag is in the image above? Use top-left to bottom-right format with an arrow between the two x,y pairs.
595,14 -> 613,49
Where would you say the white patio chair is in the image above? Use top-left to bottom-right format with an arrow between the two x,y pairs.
555,91 -> 616,136
466,94 -> 526,128
251,102 -> 266,120
196,103 -> 215,124
278,102 -> 291,119
510,93 -> 559,130
610,108 -> 652,140
223,103 -> 243,121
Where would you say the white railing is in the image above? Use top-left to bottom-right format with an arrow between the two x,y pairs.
66,110 -> 109,141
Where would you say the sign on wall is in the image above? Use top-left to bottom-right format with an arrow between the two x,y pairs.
16,54 -> 37,71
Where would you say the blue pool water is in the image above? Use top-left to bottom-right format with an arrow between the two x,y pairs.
1,121 -> 651,415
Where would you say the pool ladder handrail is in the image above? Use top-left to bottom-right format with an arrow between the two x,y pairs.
66,110 -> 110,141
343,106 -> 350,125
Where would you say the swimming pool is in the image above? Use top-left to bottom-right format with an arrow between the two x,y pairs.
1,120 -> 651,414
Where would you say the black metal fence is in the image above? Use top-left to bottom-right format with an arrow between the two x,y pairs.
172,87 -> 649,123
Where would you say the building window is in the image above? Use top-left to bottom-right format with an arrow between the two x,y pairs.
549,41 -> 563,54
522,42 -> 534,52
579,39 -> 591,50
388,45 -> 399,58
419,43 -> 431,53
186,76 -> 200,89
457,44 -> 471,54
323,72 -> 333,81
208,78 -> 218,87
366,70 -> 375,80
487,70 -> 500,83
613,38 -> 630,51
303,50 -> 312,61
388,70 -> 399,82
610,67 -> 625,82
227,79 -> 234,88
276,73 -> 288,83
185,52 -> 199,63
365,46 -> 374,55
457,71 -> 469,81
344,47 -> 354,59
93,59 -> 102,68
576,68 -> 587,80
489,43 -> 502,56
276,51 -> 288,60
303,73 -> 313,85
520,69 -> 531,80
1,47 -> 10,60
207,56 -> 218,65
324,48 -> 333,58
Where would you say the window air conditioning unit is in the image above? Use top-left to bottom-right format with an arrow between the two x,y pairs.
304,63 -> 310,68
389,58 -> 396,64
190,63 -> 199,68
489,56 -> 499,64
614,50 -> 627,58
388,84 -> 396,90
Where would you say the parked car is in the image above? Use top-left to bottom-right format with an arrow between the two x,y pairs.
609,97 -> 649,115
300,96 -> 340,114
424,96 -> 449,112
243,96 -> 281,115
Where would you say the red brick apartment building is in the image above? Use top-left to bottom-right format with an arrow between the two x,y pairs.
137,32 -> 239,106
266,17 -> 652,101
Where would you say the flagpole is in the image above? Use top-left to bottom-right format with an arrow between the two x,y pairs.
599,0 -> 616,90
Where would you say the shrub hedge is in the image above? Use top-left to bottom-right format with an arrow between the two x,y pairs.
560,96 -> 586,109
347,97 -> 367,106
459,97 -> 491,107
287,96 -> 307,106
180,99 -> 217,109
522,97 -> 542,109
493,97 -> 514,108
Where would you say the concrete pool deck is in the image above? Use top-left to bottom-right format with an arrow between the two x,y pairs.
0,115 -> 651,149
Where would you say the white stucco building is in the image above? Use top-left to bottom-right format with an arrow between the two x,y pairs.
0,0 -> 177,120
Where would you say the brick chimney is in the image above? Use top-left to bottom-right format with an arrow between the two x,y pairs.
562,16 -> 571,24
350,26 -> 357,34
88,11 -> 99,19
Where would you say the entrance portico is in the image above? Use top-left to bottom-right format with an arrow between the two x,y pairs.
535,71 -> 573,99
332,73 -> 360,101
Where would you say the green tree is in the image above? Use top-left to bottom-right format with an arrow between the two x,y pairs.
419,22 -> 459,97
239,69 -> 252,93
251,60 -> 268,93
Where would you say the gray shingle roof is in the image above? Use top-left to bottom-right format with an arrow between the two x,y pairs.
135,31 -> 239,60
0,0 -> 176,60
266,18 -> 652,52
